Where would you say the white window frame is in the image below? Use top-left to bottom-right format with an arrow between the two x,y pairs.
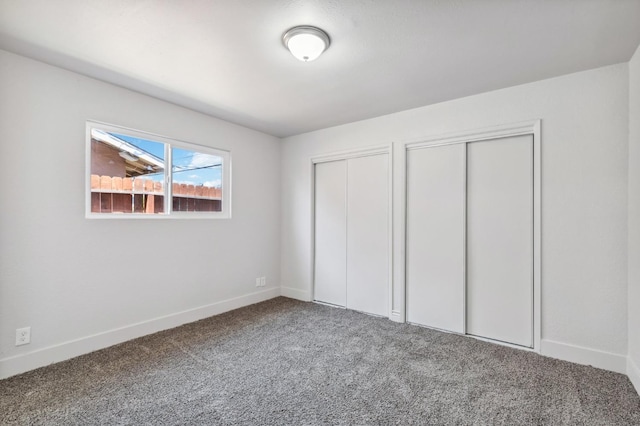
85,120 -> 231,219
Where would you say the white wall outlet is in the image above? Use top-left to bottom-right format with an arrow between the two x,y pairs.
16,327 -> 31,346
260,277 -> 266,287
256,277 -> 261,287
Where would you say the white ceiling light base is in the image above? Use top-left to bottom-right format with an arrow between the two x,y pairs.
283,26 -> 330,62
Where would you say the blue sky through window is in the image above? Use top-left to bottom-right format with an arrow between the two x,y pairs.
172,147 -> 222,188
108,132 -> 222,187
110,133 -> 165,159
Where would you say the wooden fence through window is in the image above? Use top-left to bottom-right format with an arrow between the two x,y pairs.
90,175 -> 222,213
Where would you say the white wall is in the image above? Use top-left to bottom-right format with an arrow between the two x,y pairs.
0,50 -> 281,379
1,46 -> 635,382
281,63 -> 630,372
628,44 -> 640,392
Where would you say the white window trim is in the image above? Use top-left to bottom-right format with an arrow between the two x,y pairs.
85,120 -> 231,219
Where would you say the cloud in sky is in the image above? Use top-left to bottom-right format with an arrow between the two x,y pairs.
188,152 -> 221,168
171,149 -> 222,186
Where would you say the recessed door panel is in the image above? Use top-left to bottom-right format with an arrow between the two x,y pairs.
314,160 -> 347,307
346,154 -> 389,316
466,135 -> 533,347
406,144 -> 465,332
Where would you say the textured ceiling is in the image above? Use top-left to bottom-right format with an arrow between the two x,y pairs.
1,0 -> 640,137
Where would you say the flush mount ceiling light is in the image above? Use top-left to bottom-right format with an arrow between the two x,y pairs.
282,26 -> 330,62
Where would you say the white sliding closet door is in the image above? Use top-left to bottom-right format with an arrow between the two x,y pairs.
346,154 -> 389,316
314,160 -> 347,307
466,135 -> 533,347
406,144 -> 465,332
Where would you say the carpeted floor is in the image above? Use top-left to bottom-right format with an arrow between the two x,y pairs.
1,297 -> 639,425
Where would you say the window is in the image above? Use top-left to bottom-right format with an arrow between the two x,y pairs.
86,121 -> 230,218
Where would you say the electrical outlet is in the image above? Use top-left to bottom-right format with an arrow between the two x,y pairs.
16,327 -> 31,346
260,277 -> 266,287
256,277 -> 261,287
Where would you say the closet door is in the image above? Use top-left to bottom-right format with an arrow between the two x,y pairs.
466,135 -> 533,347
314,160 -> 347,307
406,144 -> 465,332
346,154 -> 389,316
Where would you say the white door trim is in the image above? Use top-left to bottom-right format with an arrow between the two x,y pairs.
310,144 -> 394,318
398,120 -> 541,352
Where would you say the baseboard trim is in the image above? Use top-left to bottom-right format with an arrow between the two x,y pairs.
628,356 -> 640,395
540,339 -> 627,374
0,287 -> 280,380
280,286 -> 311,301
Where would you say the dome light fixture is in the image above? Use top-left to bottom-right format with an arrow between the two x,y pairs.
282,26 -> 330,62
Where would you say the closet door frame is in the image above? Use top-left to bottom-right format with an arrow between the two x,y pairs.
310,145 -> 394,318
399,120 -> 541,352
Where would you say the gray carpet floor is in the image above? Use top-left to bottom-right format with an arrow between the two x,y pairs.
1,297 -> 639,425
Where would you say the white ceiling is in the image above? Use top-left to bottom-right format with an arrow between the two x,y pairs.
1,0 -> 640,138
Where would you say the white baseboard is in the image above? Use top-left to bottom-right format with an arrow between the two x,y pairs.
0,287 -> 280,380
628,356 -> 640,395
540,339 -> 627,374
280,286 -> 311,301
